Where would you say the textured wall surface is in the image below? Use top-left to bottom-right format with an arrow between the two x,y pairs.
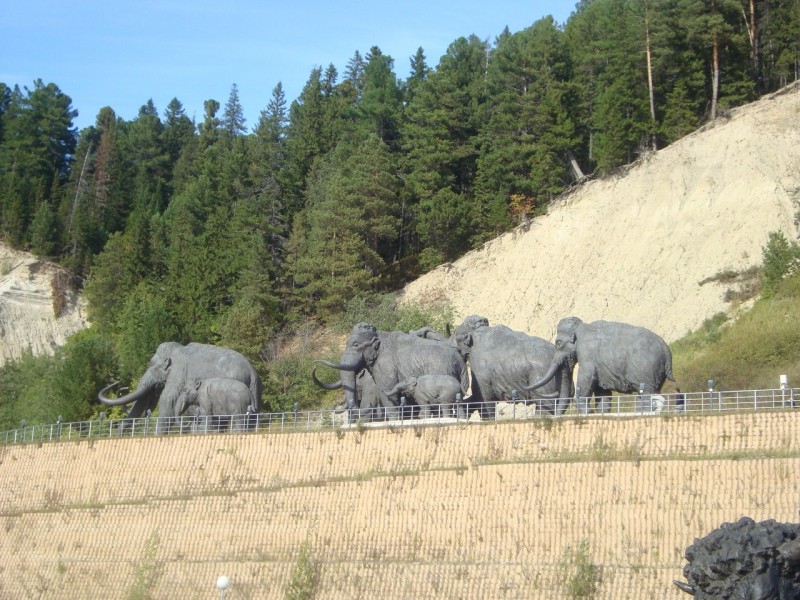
1,411 -> 798,599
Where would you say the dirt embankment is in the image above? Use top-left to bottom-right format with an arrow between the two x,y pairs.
0,245 -> 88,366
400,84 -> 800,344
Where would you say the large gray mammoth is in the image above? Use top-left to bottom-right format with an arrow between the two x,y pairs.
313,322 -> 469,418
451,316 -> 574,416
98,342 -> 262,431
526,317 -> 674,413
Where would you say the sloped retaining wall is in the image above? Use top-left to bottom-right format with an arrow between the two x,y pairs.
1,411 -> 798,599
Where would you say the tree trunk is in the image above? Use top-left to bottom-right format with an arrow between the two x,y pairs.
711,0 -> 720,120
566,150 -> 587,182
644,0 -> 658,151
742,0 -> 758,84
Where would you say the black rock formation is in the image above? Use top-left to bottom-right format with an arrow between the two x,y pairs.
674,516 -> 800,599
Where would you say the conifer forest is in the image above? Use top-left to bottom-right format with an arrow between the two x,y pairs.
0,0 -> 799,424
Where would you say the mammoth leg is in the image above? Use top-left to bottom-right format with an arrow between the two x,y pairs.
575,369 -> 598,415
418,403 -> 431,419
595,388 -> 612,413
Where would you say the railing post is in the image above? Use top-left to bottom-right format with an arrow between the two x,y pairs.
512,390 -> 518,420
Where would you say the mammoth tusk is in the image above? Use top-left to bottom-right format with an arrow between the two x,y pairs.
530,389 -> 560,399
315,358 -> 363,372
523,357 -> 564,392
311,367 -> 344,390
97,380 -> 152,406
673,580 -> 695,595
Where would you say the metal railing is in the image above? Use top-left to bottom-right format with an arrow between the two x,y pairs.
2,388 -> 797,446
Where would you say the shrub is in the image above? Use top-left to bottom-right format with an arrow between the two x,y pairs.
284,538 -> 319,600
124,530 -> 162,600
761,231 -> 800,297
558,539 -> 601,599
336,293 -> 453,336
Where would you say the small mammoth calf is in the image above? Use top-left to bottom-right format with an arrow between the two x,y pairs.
386,374 -> 463,419
178,377 -> 255,417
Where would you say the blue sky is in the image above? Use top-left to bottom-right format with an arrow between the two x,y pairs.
1,1 -> 575,132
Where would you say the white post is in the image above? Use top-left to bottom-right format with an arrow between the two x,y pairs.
780,374 -> 788,407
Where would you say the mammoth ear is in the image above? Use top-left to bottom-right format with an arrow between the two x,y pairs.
570,332 -> 577,344
456,333 -> 472,348
162,356 -> 172,371
193,379 -> 202,390
371,337 -> 381,352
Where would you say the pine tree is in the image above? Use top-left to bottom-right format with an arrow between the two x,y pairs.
566,0 -> 650,172
163,98 -> 195,165
0,80 -> 77,247
222,83 -> 247,136
760,0 -> 800,88
400,35 -> 489,265
357,46 -> 403,146
404,47 -> 430,103
252,83 -> 291,274
29,200 -> 58,256
287,133 -> 399,318
476,17 -> 576,238
345,50 -> 366,94
199,99 -> 221,146
285,68 -> 327,191
125,100 -> 170,213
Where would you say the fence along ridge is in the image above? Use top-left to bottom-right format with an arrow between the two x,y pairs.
3,387 -> 798,445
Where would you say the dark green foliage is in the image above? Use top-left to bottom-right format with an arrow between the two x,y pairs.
29,200 -> 59,256
50,328 -> 119,422
671,233 -> 800,392
83,209 -> 155,331
287,133 -> 400,319
356,47 -> 403,146
0,80 -> 77,247
0,328 -> 117,429
761,231 -> 800,297
335,294 -> 453,335
476,17 -> 575,237
415,188 -> 474,269
0,351 -> 58,430
400,35 -> 490,262
222,83 -> 247,136
115,282 -> 181,382
761,0 -> 800,89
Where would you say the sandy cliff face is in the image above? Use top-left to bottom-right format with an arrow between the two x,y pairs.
0,245 -> 89,366
400,84 -> 800,343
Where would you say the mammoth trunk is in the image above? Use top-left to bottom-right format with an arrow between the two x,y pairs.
341,369 -> 359,408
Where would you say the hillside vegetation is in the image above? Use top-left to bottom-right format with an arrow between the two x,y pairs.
1,3 -> 800,428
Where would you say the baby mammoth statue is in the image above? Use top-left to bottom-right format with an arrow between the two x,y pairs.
178,377 -> 256,417
386,374 -> 463,419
